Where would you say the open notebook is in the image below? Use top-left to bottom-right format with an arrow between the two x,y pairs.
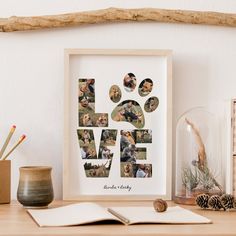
28,202 -> 211,227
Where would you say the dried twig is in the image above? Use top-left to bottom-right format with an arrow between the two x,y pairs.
185,118 -> 222,192
185,118 -> 206,171
1,7 -> 236,32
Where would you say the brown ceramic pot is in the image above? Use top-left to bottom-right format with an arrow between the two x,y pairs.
17,166 -> 54,208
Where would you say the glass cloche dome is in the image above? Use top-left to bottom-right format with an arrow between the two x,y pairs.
174,107 -> 224,205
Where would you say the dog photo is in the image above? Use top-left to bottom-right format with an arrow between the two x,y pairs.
138,78 -> 153,97
111,100 -> 144,128
123,73 -> 137,92
78,79 -> 95,113
84,160 -> 111,178
144,97 -> 159,113
77,129 -> 97,159
78,78 -> 95,98
135,129 -> 152,143
121,163 -> 152,178
100,129 -> 117,146
120,162 -> 134,177
133,164 -> 152,178
94,113 -> 109,127
79,113 -> 93,127
120,143 -> 137,163
79,145 -> 97,159
120,130 -> 136,152
79,96 -> 95,113
109,85 -> 121,103
79,113 -> 108,127
135,147 -> 147,160
98,146 -> 113,159
77,129 -> 95,145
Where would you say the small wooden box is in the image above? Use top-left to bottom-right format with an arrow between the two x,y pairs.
234,157 -> 236,197
0,160 -> 11,204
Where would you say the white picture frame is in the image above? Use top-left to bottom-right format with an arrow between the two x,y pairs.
63,49 -> 172,200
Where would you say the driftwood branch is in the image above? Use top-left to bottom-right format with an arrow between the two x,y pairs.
1,7 -> 236,32
185,118 -> 206,171
185,118 -> 222,192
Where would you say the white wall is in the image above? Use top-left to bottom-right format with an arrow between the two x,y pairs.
0,0 -> 236,199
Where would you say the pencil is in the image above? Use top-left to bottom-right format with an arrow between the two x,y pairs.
2,135 -> 26,161
0,125 -> 16,160
107,208 -> 130,225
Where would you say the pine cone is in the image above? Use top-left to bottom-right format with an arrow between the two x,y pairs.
220,194 -> 235,210
208,195 -> 224,211
196,194 -> 210,209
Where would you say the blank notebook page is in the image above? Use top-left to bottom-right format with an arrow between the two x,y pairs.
109,206 -> 211,224
28,203 -> 117,227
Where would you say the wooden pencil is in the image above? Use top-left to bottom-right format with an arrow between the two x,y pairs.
2,135 -> 26,160
0,125 -> 16,159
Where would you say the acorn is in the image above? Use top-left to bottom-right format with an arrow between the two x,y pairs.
196,193 -> 210,209
208,195 -> 224,211
220,194 -> 235,210
153,199 -> 168,212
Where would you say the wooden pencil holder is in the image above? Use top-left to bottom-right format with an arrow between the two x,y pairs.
0,160 -> 11,204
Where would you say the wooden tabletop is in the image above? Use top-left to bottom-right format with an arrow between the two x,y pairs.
0,200 -> 236,236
